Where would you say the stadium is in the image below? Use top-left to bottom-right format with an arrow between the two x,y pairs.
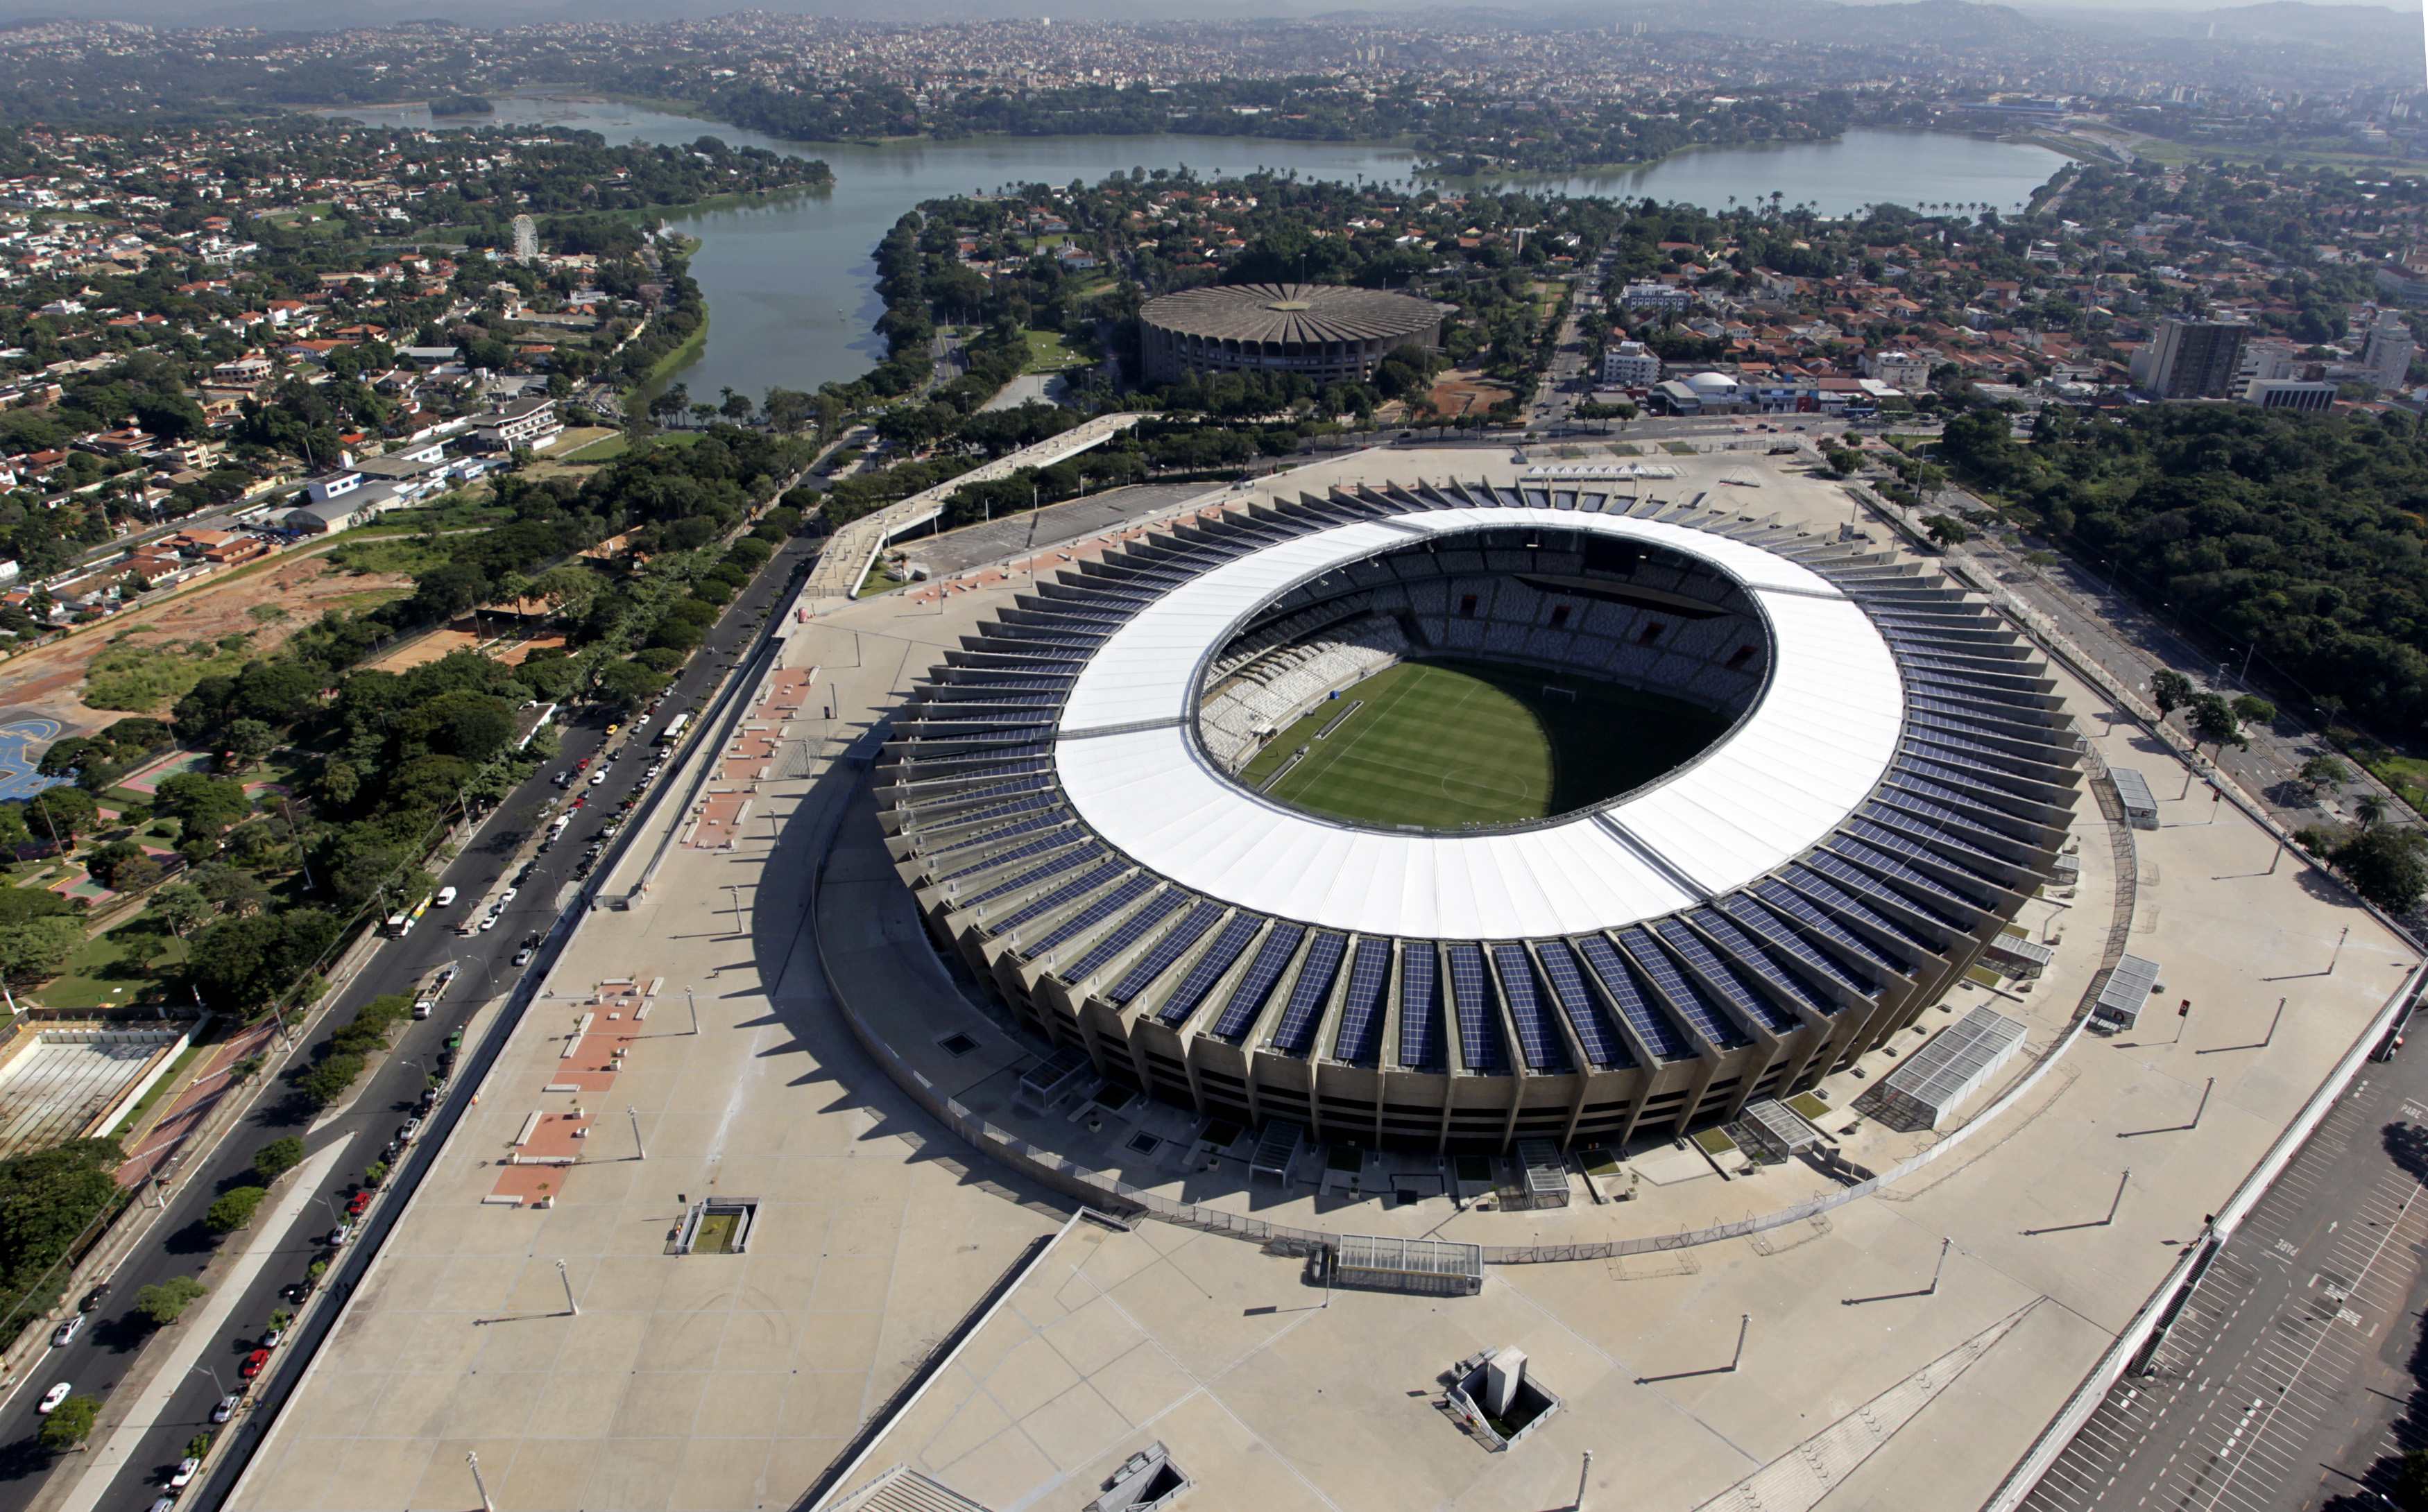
879,478 -> 2080,1153
1138,281 -> 1449,386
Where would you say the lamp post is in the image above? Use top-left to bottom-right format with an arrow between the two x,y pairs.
188,1362 -> 225,1399
467,1450 -> 495,1512
629,1106 -> 646,1162
556,1258 -> 578,1316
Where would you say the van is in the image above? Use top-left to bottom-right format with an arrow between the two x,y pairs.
434,886 -> 457,908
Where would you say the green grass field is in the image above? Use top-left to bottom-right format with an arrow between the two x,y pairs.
1236,657 -> 1730,829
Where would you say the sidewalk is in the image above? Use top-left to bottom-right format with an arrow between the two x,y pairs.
117,1018 -> 283,1188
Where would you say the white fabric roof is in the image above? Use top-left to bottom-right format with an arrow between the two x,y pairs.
1052,508 -> 1904,939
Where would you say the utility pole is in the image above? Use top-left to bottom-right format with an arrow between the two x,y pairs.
468,1450 -> 495,1512
2330,926 -> 2350,975
1575,1449 -> 1593,1512
687,986 -> 699,1036
1729,1314 -> 1749,1372
556,1258 -> 578,1316
1926,1237 -> 1951,1295
187,1362 -> 224,1398
630,1106 -> 645,1162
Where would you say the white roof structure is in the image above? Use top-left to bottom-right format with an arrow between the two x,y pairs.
1054,509 -> 1904,940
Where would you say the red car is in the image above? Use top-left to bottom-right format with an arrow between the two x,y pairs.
346,1191 -> 372,1217
570,796 -> 588,810
239,1348 -> 271,1380
575,757 -> 591,771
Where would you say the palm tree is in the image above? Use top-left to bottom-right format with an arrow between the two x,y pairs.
2356,793 -> 2390,830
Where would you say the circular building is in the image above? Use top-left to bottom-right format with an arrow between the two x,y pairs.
1139,282 -> 1448,386
880,480 -> 2080,1154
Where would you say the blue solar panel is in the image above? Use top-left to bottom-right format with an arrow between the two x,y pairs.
1827,838 -> 1984,916
910,774 -> 1052,814
1865,798 -> 2014,861
1491,944 -> 1574,1072
923,793 -> 1056,832
1109,901 -> 1224,1006
995,860 -> 1125,931
1269,932 -> 1348,1057
930,813 -> 1065,856
1033,875 -> 1157,954
1156,913 -> 1265,1027
1657,919 -> 1797,1033
1399,945 -> 1446,1071
1756,877 -> 1910,976
1445,944 -> 1509,1073
1331,938 -> 1392,1066
1063,889 -> 1190,983
961,845 -> 1097,905
1726,891 -> 1878,995
1574,935 -> 1693,1061
1211,923 -> 1306,1042
1838,827 -> 1999,904
1534,939 -> 1633,1069
937,829 -> 1075,883
1689,908 -> 1833,1020
1883,774 -> 2037,839
1795,854 -> 1965,936
1618,927 -> 1752,1049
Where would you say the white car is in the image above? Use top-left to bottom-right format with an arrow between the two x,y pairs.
261,1326 -> 285,1349
327,1223 -> 353,1248
434,886 -> 457,908
477,912 -> 499,932
495,888 -> 517,909
37,1382 -> 70,1415
589,769 -> 608,786
51,1313 -> 84,1347
212,1393 -> 240,1423
171,1457 -> 200,1486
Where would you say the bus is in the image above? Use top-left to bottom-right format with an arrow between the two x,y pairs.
382,893 -> 431,938
653,711 -> 692,748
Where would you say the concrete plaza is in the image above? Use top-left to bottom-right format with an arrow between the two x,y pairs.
237,447 -> 2418,1512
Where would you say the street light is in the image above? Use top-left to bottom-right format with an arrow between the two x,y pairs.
188,1362 -> 225,1398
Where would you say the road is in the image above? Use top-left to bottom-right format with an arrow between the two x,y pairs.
1524,244 -> 1616,434
2018,1044 -> 2428,1512
0,525 -> 823,1512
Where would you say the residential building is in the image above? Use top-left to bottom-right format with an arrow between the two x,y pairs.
2133,318 -> 2251,400
1862,349 -> 1931,393
470,396 -> 561,452
2363,311 -> 2415,389
1599,340 -> 1661,388
1617,282 -> 1693,315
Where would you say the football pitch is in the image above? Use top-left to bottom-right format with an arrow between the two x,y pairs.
1235,657 -> 1732,830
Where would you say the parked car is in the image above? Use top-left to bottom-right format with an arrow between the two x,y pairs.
240,1348 -> 271,1379
37,1382 -> 70,1414
589,770 -> 608,786
552,771 -> 572,789
397,1117 -> 423,1146
212,1393 -> 240,1424
570,796 -> 588,811
347,1190 -> 372,1217
513,935 -> 540,967
575,757 -> 592,771
325,1223 -> 353,1248
51,1314 -> 84,1347
171,1457 -> 200,1487
478,912 -> 499,932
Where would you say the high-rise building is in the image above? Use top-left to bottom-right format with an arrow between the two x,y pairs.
2135,318 -> 2250,400
1600,340 -> 1661,388
2363,311 -> 2415,390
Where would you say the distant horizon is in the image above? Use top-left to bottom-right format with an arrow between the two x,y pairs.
0,0 -> 2416,28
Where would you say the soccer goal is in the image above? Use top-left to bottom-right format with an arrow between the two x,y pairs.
1539,685 -> 1578,705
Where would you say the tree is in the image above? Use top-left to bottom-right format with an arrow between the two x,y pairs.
362,1160 -> 388,1189
38,1394 -> 99,1452
2298,755 -> 2350,800
0,917 -> 85,986
2188,694 -> 2245,752
155,773 -> 253,841
1921,513 -> 1969,548
2356,794 -> 2391,831
296,1053 -> 364,1110
250,1137 -> 305,1183
2230,695 -> 2276,728
2334,825 -> 2428,913
24,787 -> 98,846
149,883 -> 211,940
0,1140 -> 123,1331
2393,1445 -> 2428,1511
2150,669 -> 2195,718
222,719 -> 279,770
135,1275 -> 207,1327
205,1186 -> 268,1234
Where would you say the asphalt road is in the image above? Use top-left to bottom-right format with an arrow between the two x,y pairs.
0,526 -> 822,1512
2019,1037 -> 2428,1512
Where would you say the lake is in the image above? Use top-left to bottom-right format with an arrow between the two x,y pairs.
330,94 -> 2069,403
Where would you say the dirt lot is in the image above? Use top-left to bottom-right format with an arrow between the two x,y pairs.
0,547 -> 413,739
366,624 -> 566,674
1426,370 -> 1516,418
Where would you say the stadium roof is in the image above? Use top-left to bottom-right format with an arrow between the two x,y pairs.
1138,282 -> 1448,347
1054,508 -> 1905,940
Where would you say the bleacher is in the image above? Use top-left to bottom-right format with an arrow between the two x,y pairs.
1198,615 -> 1410,770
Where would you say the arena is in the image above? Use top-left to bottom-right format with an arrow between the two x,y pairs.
880,476 -> 2080,1153
1138,280 -> 1448,386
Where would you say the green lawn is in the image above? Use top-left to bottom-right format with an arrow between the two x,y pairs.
857,559 -> 908,596
1236,657 -> 1730,830
1021,327 -> 1093,373
559,431 -> 631,464
84,634 -> 252,713
37,923 -> 187,1011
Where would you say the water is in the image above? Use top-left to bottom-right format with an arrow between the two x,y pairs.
329,94 -> 2067,401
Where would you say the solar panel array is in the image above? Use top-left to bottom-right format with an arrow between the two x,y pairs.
1575,935 -> 1694,1060
1034,875 -> 1158,954
1618,927 -> 1751,1049
937,827 -> 1074,883
932,812 -> 1064,857
1829,836 -> 1984,913
1212,922 -> 1307,1042
960,845 -> 1097,907
1399,945 -> 1446,1071
1658,918 -> 1797,1033
1156,912 -> 1266,1027
1491,943 -> 1574,1072
1269,931 -> 1348,1056
1331,938 -> 1392,1066
1062,888 -> 1190,983
1689,907 -> 1832,1019
1788,858 -> 1950,943
1534,938 -> 1634,1069
1724,891 -> 1876,994
1109,900 -> 1224,1005
996,860 -> 1126,932
1445,944 -> 1510,1073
